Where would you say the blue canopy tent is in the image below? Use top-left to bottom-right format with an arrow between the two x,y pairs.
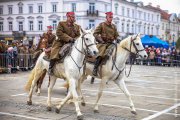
141,35 -> 169,48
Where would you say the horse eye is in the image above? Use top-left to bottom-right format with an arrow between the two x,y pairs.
86,38 -> 88,40
136,43 -> 139,45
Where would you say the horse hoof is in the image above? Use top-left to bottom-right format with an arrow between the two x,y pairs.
131,111 -> 137,115
94,109 -> 99,113
47,106 -> 52,111
55,108 -> 60,114
81,102 -> 86,106
37,93 -> 40,96
77,115 -> 84,120
27,101 -> 32,105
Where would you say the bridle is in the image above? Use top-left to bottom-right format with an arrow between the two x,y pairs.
70,32 -> 96,73
112,35 -> 145,80
122,35 -> 145,57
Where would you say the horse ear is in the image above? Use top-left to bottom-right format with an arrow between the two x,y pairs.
90,26 -> 95,33
80,28 -> 86,35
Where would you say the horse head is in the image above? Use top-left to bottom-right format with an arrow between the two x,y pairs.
120,33 -> 148,59
80,28 -> 98,56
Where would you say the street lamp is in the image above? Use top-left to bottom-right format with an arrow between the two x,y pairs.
172,34 -> 175,47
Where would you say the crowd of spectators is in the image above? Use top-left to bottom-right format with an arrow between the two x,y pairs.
135,46 -> 180,67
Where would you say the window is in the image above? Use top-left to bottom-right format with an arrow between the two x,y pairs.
52,21 -> 57,30
132,9 -> 134,18
19,6 -> 23,14
144,12 -> 146,20
0,22 -> 3,31
127,24 -> 129,33
115,3 -> 118,15
122,6 -> 125,16
9,22 -> 13,31
162,23 -> 164,30
89,20 -> 95,29
138,11 -> 142,19
52,4 -> 57,13
29,21 -> 33,31
148,13 -> 150,21
0,6 -> 3,15
132,24 -> 134,33
89,3 -> 95,12
151,14 -> 153,22
38,21 -> 43,31
8,6 -> 13,14
105,4 -> 107,12
156,27 -> 159,35
127,8 -> 130,17
144,26 -> 146,34
72,3 -> 76,12
151,27 -> 153,35
138,25 -> 141,33
147,26 -> 150,34
122,23 -> 124,32
19,22 -> 23,31
157,15 -> 159,22
29,5 -> 33,13
38,5 -> 42,13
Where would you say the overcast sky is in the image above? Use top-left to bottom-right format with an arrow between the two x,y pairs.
133,0 -> 180,15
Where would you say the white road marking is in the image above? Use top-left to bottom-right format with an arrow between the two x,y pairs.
82,89 -> 180,101
11,94 -> 180,117
142,103 -> 180,120
11,93 -> 27,97
0,112 -> 48,120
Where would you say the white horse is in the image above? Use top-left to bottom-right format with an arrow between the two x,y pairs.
25,29 -> 98,120
77,33 -> 148,115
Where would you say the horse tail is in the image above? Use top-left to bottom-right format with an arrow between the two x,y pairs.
24,68 -> 36,91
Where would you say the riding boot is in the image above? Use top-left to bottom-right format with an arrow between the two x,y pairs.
48,59 -> 56,75
92,56 -> 102,76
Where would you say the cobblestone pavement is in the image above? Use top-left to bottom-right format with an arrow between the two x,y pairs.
0,65 -> 180,120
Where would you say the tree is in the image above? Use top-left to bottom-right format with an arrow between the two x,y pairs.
176,37 -> 180,49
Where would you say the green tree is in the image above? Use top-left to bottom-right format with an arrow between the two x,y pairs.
176,37 -> 180,49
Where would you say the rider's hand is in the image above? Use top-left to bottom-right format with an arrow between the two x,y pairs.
69,38 -> 75,43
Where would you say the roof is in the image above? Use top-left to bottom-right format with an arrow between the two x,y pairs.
145,5 -> 170,20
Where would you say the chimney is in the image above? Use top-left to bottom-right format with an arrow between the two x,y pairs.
157,5 -> 160,8
148,2 -> 152,6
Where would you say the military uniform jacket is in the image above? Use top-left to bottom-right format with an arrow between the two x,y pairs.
93,22 -> 119,43
37,33 -> 56,50
93,22 -> 119,57
50,21 -> 81,60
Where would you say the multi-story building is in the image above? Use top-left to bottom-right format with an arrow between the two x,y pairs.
0,0 -> 177,45
145,3 -> 180,45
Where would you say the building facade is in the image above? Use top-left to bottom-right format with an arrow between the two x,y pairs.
0,0 -> 179,45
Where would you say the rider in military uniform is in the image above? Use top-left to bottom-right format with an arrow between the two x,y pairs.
48,12 -> 81,75
92,12 -> 119,76
31,26 -> 56,68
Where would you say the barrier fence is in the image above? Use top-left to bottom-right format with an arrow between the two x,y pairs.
0,53 -> 179,73
0,53 -> 33,73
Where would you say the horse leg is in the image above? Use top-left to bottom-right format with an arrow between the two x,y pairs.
77,75 -> 86,106
94,78 -> 106,113
47,75 -> 57,111
27,69 -> 43,105
70,78 -> 83,120
37,70 -> 46,96
114,79 -> 137,115
56,91 -> 72,113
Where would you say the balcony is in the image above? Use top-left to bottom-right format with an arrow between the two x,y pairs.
87,10 -> 99,17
